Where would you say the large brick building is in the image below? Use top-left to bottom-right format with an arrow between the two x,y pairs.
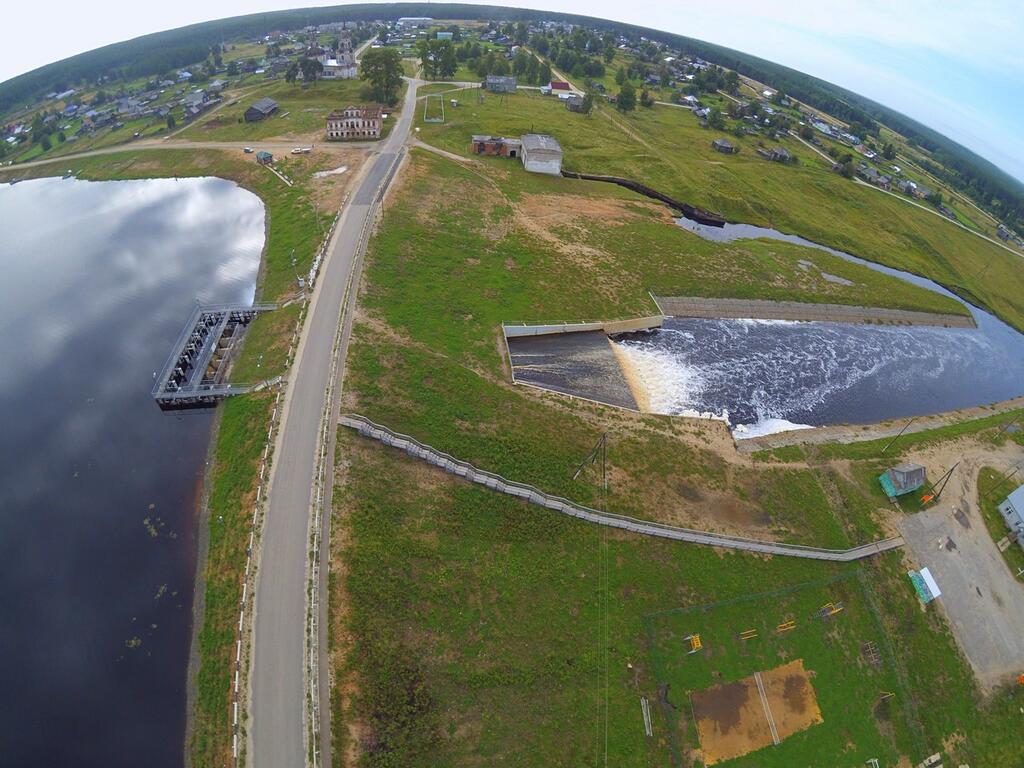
325,105 -> 383,140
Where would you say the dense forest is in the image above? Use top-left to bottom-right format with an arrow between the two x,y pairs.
1,2 -> 1020,225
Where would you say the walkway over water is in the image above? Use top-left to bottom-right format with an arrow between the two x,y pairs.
341,414 -> 904,561
152,303 -> 275,408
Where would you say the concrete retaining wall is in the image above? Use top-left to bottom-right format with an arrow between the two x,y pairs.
341,413 -> 904,561
654,295 -> 974,328
503,315 -> 664,338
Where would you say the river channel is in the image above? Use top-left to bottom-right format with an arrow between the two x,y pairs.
614,218 -> 1024,437
0,175 -> 264,767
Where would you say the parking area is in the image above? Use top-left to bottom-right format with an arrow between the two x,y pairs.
900,503 -> 1024,689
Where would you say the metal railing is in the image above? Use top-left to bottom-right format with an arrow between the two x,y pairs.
340,413 -> 904,562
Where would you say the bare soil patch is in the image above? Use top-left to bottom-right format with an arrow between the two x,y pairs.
692,659 -> 822,765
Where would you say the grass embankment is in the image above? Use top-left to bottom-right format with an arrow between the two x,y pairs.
0,147 -> 326,765
178,78 -> 405,143
415,89 -> 1024,330
328,143 -> 1024,766
978,467 -> 1024,576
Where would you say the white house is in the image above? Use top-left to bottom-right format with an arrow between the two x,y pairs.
998,484 -> 1024,551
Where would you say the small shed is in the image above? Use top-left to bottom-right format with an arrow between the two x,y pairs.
878,463 -> 926,499
245,97 -> 279,122
712,138 -> 736,154
485,75 -> 517,93
997,484 -> 1024,551
521,134 -> 563,175
256,150 -> 273,165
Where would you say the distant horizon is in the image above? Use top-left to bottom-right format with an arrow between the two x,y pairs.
3,1 -> 1022,184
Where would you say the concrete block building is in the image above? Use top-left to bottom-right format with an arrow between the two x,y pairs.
520,134 -> 563,175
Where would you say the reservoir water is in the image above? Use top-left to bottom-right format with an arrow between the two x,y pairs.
615,219 -> 1024,437
0,176 -> 264,767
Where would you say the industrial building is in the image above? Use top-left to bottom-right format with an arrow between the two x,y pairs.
470,135 -> 521,157
520,134 -> 563,175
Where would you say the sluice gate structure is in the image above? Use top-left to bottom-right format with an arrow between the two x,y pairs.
152,303 -> 276,409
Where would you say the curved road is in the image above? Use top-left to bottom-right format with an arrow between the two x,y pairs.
249,77 -> 419,768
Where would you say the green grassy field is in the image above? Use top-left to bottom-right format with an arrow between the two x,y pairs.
177,78 -> 399,142
330,136 -> 1024,767
416,89 -> 1024,332
647,572 -> 916,766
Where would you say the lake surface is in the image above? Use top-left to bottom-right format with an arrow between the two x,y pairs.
615,219 -> 1024,437
0,176 -> 264,767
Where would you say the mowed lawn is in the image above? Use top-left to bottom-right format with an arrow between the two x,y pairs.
416,90 -> 1024,333
178,78 -> 401,142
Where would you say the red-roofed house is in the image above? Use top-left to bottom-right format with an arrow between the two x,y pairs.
549,80 -> 571,91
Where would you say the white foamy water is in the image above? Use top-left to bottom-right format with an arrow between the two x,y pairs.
614,314 -> 1024,435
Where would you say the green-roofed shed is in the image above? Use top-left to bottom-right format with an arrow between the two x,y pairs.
879,463 -> 926,499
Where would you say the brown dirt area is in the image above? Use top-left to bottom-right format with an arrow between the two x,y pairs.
692,659 -> 822,765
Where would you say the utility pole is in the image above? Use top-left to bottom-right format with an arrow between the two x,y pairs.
985,464 -> 1020,499
921,462 -> 959,506
881,417 -> 917,454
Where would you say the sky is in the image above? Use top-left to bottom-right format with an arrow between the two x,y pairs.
4,0 -> 1022,182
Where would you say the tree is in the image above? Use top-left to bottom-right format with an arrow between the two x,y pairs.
285,62 -> 299,84
639,88 -> 654,108
439,43 -> 457,79
839,160 -> 855,178
799,123 -> 814,140
299,57 -> 324,85
724,70 -> 740,94
57,131 -> 66,143
708,108 -> 726,130
659,65 -> 671,89
617,81 -> 636,112
226,60 -> 239,76
538,62 -> 551,86
602,33 -> 616,63
360,47 -> 403,105
615,66 -> 627,86
882,142 -> 896,160
166,114 -> 176,130
580,91 -> 594,116
40,135 -> 52,151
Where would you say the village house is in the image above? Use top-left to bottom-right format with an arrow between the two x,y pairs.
856,163 -> 892,190
470,135 -> 522,157
256,150 -> 274,165
549,80 -> 571,92
997,484 -> 1024,551
565,94 -> 586,113
245,97 -> 279,122
712,138 -> 737,154
326,105 -> 383,140
485,75 -> 517,93
521,133 -> 563,175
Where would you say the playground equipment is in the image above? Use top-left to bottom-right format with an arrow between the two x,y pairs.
815,601 -> 845,620
739,628 -> 758,641
684,634 -> 702,654
776,620 -> 796,634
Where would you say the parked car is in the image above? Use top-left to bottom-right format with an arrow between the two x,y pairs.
291,147 -> 311,154
243,147 -> 254,153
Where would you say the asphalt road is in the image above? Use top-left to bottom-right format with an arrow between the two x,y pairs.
249,77 -> 418,768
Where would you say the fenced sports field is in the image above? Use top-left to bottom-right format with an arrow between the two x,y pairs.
643,571 -> 924,767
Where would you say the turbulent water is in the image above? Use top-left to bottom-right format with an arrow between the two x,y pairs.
0,176 -> 263,767
615,220 -> 1024,437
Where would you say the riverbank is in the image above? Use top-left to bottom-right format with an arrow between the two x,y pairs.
654,295 -> 975,328
737,395 -> 1024,453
